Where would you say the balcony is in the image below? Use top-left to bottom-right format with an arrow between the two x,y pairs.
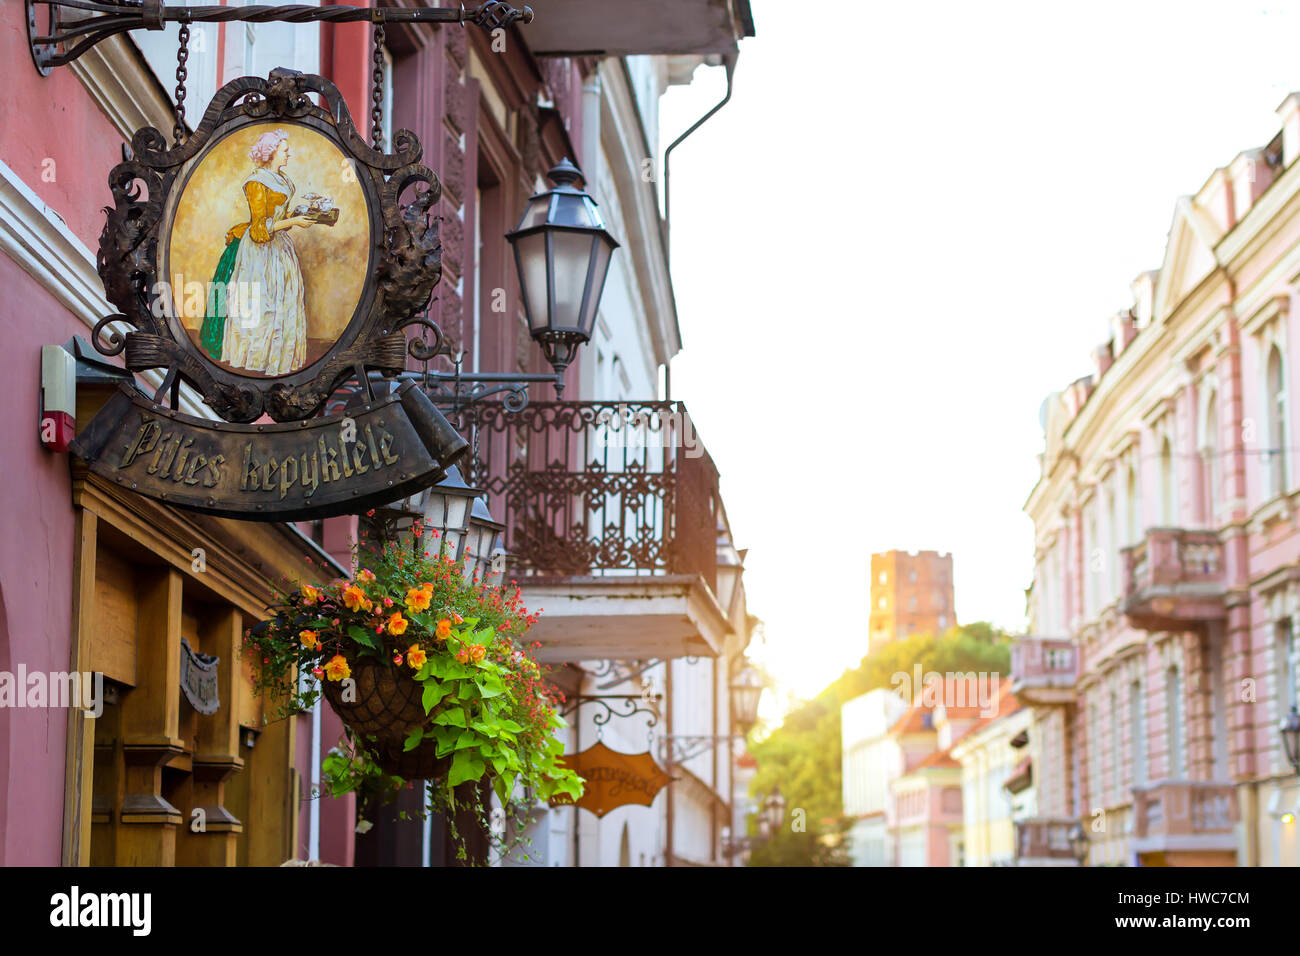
1013,818 -> 1080,866
1121,528 -> 1226,631
453,400 -> 731,663
1131,781 -> 1239,863
1009,637 -> 1077,706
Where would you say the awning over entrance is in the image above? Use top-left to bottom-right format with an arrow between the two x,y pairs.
521,574 -> 731,662
523,0 -> 754,56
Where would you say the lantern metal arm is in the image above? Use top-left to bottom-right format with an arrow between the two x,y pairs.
27,0 -> 532,74
659,734 -> 744,766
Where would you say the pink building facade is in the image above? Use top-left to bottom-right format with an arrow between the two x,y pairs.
1019,93 -> 1300,867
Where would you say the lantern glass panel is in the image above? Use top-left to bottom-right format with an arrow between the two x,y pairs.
513,232 -> 550,333
550,231 -> 598,330
552,192 -> 598,228
516,195 -> 550,231
578,237 -> 616,336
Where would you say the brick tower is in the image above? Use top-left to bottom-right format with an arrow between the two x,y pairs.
868,551 -> 956,654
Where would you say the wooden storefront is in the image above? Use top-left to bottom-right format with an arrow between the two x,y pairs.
63,464 -> 339,866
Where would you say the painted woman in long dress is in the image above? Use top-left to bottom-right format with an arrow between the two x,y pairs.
198,129 -> 316,375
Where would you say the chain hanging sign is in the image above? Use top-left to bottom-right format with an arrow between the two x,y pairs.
71,67 -> 468,519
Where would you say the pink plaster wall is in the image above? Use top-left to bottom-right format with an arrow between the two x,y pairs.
0,256 -> 88,865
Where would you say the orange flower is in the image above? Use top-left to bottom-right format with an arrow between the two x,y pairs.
301,585 -> 320,605
299,629 -> 321,651
435,619 -> 452,641
342,585 -> 366,611
406,644 -> 427,670
324,655 -> 351,682
387,612 -> 409,636
405,587 -> 432,613
362,598 -> 375,613
455,648 -> 470,664
357,569 -> 376,584
468,643 -> 486,663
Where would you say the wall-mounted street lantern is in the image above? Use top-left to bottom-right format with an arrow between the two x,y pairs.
418,465 -> 481,561
730,663 -> 763,736
1068,822 -> 1090,865
506,158 -> 619,393
1281,705 -> 1300,775
464,495 -> 507,585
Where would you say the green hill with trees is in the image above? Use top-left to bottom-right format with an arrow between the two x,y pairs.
746,622 -> 1011,866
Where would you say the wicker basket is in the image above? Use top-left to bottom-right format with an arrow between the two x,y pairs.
320,655 -> 450,780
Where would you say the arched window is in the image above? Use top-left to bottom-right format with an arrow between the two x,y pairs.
1201,390 -> 1219,523
1268,345 -> 1289,496
1159,436 -> 1175,526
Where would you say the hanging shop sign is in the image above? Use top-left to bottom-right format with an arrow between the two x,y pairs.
71,67 -> 464,520
548,742 -> 673,818
179,637 -> 220,715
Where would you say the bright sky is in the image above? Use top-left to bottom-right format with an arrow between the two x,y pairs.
658,0 -> 1300,714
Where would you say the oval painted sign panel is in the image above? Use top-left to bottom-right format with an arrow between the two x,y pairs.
164,119 -> 373,380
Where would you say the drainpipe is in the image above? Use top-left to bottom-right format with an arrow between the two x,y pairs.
663,53 -> 736,258
661,53 -> 736,402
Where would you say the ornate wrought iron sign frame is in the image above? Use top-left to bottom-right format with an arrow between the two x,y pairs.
96,68 -> 441,423
72,68 -> 470,520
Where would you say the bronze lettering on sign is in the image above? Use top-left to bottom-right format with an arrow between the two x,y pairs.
70,381 -> 462,521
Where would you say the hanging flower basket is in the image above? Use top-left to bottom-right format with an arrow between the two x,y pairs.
320,655 -> 452,779
243,518 -> 584,857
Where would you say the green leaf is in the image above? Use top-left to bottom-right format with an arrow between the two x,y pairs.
421,680 -> 451,714
477,672 -> 505,698
448,749 -> 486,787
347,625 -> 379,650
454,729 -> 482,751
433,709 -> 466,727
402,726 -> 424,752
433,726 -> 459,757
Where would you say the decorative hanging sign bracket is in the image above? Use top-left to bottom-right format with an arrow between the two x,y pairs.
26,0 -> 533,76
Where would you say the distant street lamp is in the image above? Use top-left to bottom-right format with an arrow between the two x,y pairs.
763,785 -> 786,834
506,158 -> 619,391
1281,705 -> 1300,774
1068,822 -> 1090,865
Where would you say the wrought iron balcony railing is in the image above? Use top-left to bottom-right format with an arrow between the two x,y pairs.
1009,637 -> 1077,706
451,400 -> 720,591
1121,528 -> 1226,631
